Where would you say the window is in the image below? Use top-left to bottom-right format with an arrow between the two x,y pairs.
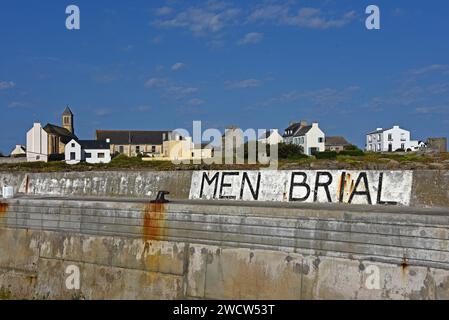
378,144 -> 381,151
368,136 -> 372,142
98,153 -> 105,159
70,152 -> 76,160
401,143 -> 405,150
85,153 -> 91,158
152,146 -> 156,153
135,146 -> 140,154
388,134 -> 392,141
318,137 -> 324,143
71,143 -> 75,147
64,116 -> 70,125
119,146 -> 124,153
377,134 -> 381,141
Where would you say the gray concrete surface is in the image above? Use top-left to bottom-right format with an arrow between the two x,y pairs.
2,196 -> 449,299
1,169 -> 448,208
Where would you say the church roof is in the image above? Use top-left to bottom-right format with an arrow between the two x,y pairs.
96,130 -> 171,145
62,106 -> 73,116
43,123 -> 77,143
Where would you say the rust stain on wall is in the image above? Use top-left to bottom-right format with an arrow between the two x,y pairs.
142,203 -> 167,242
0,202 -> 8,216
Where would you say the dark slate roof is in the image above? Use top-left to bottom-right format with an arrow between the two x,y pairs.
368,128 -> 386,134
96,130 -> 171,145
283,123 -> 303,137
325,136 -> 350,146
43,123 -> 77,143
78,140 -> 110,150
293,125 -> 312,137
62,106 -> 73,116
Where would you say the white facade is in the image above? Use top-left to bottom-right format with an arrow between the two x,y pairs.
291,123 -> 326,156
258,129 -> 283,145
65,140 -> 82,164
10,145 -> 26,157
366,126 -> 423,152
65,139 -> 111,164
26,123 -> 48,162
84,148 -> 111,164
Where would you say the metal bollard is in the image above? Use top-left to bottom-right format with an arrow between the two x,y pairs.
150,191 -> 170,204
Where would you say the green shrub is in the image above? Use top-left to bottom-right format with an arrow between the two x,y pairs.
314,151 -> 338,159
343,144 -> 360,151
277,143 -> 306,159
340,149 -> 365,156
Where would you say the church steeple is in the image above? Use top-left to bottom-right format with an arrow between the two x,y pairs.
62,106 -> 74,134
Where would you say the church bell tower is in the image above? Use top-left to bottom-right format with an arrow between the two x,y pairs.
62,106 -> 74,134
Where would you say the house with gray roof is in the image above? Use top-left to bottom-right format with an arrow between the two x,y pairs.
283,120 -> 325,155
96,130 -> 171,156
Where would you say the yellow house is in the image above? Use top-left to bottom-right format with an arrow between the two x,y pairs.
143,135 -> 212,162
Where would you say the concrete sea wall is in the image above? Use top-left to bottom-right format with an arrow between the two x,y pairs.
1,198 -> 449,299
1,170 -> 449,207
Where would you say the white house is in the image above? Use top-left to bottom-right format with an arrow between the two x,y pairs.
26,123 -> 49,162
366,125 -> 424,152
65,139 -> 111,164
283,121 -> 325,155
10,145 -> 26,157
258,129 -> 283,145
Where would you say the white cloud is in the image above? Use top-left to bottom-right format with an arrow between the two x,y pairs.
156,6 -> 173,16
8,101 -> 27,108
136,105 -> 151,112
153,4 -> 241,36
188,98 -> 205,106
171,62 -> 186,71
167,86 -> 198,96
95,108 -> 113,116
0,81 -> 16,90
145,78 -> 167,88
409,64 -> 449,76
226,79 -> 263,89
248,4 -> 356,29
237,32 -> 263,45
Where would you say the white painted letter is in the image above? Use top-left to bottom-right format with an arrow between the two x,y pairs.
365,5 -> 380,30
65,265 -> 80,290
365,265 -> 380,289
66,5 -> 80,30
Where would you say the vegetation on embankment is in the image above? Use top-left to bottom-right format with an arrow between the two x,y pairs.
1,150 -> 449,173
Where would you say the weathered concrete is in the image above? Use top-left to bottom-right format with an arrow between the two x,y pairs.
1,197 -> 449,299
190,170 -> 413,205
1,170 -> 448,208
0,171 -> 192,200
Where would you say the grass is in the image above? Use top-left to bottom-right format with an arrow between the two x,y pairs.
0,152 -> 447,172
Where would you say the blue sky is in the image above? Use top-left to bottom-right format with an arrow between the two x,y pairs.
1,0 -> 449,153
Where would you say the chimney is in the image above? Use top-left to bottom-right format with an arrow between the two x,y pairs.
312,122 -> 318,127
106,138 -> 110,143
289,121 -> 296,126
300,120 -> 308,127
376,128 -> 383,131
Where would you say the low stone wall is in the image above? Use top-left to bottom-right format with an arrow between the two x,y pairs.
0,157 -> 26,164
1,198 -> 449,299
